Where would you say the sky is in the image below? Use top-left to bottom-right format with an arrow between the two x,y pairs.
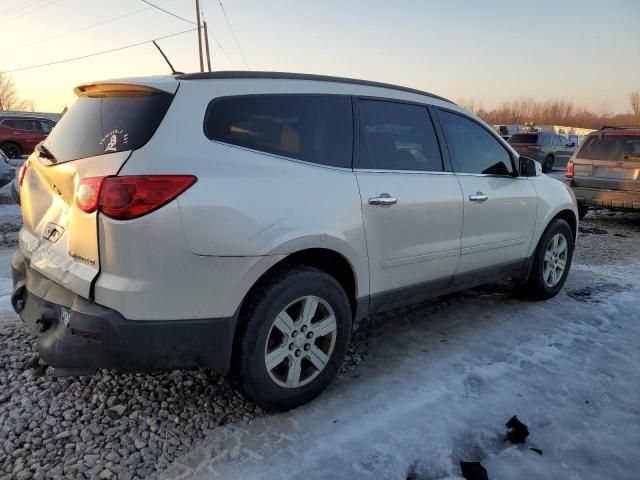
1,0 -> 639,113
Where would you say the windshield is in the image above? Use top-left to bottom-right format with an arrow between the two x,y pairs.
577,133 -> 640,161
43,91 -> 174,163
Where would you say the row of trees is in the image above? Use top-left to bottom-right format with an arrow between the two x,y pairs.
458,93 -> 640,130
1,71 -> 639,128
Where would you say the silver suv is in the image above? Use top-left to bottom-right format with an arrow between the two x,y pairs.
11,72 -> 578,410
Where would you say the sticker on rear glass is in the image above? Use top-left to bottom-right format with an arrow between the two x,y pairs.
99,129 -> 129,153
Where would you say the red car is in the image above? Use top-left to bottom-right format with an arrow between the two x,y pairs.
0,116 -> 56,158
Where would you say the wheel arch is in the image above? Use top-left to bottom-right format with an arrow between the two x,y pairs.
553,208 -> 578,244
240,247 -> 361,323
229,246 -> 363,376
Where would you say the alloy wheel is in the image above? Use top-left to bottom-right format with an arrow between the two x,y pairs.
543,233 -> 568,287
264,295 -> 337,388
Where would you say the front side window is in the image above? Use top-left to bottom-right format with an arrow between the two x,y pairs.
205,94 -> 353,168
438,110 -> 514,176
357,99 -> 442,171
40,121 -> 54,133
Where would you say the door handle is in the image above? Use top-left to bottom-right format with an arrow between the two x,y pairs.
469,192 -> 488,202
368,193 -> 397,206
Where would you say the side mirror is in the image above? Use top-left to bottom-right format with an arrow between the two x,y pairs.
519,156 -> 542,177
566,143 -> 575,148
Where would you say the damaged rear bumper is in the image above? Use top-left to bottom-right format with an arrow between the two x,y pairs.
11,250 -> 236,374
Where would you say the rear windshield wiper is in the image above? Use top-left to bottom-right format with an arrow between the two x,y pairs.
36,143 -> 57,164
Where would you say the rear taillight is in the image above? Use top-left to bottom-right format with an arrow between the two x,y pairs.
18,161 -> 29,186
565,161 -> 574,179
76,177 -> 105,213
526,145 -> 541,152
76,175 -> 196,220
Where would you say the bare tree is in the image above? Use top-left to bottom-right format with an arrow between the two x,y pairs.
631,91 -> 640,124
0,72 -> 34,111
477,97 -> 637,129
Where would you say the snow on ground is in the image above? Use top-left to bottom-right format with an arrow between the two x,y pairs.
176,261 -> 640,480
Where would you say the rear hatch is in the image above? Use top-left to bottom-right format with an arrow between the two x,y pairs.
572,131 -> 640,191
19,79 -> 177,298
508,133 -> 541,155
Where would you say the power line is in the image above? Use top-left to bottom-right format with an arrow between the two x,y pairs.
5,28 -> 198,73
216,0 -> 249,69
0,0 -> 41,20
0,0 -> 63,25
0,0 -> 45,21
140,0 -> 196,25
26,0 -> 176,47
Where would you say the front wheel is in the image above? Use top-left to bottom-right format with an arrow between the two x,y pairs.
235,267 -> 352,411
520,218 -> 574,300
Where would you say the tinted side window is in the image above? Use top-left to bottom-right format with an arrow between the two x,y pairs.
539,134 -> 551,146
358,100 -> 442,171
205,95 -> 353,168
438,110 -> 514,175
4,119 -> 31,130
40,121 -> 54,133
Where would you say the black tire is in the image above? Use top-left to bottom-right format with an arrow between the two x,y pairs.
542,155 -> 554,173
520,218 -> 574,300
0,142 -> 22,159
235,267 -> 352,411
578,205 -> 589,220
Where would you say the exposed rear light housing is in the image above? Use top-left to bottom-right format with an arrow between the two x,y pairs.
76,175 -> 196,219
76,177 -> 105,213
526,145 -> 541,152
565,161 -> 574,179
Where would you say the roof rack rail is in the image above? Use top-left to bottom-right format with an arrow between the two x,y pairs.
176,71 -> 455,105
600,125 -> 637,130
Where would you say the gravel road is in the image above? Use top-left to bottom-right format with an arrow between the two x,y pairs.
0,197 -> 637,479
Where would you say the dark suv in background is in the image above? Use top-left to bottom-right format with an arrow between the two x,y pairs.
0,116 -> 56,158
565,127 -> 640,219
509,132 -> 576,173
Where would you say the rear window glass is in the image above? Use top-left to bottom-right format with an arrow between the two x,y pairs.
508,134 -> 538,144
204,94 -> 353,168
577,134 -> 640,160
43,92 -> 174,163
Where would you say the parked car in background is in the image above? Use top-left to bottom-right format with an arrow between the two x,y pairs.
508,132 -> 576,173
565,127 -> 640,219
12,72 -> 578,411
0,116 -> 56,158
0,149 -> 16,188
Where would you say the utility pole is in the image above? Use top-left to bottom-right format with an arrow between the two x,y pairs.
195,0 -> 204,72
203,21 -> 212,72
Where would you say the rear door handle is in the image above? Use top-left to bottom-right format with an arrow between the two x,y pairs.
469,192 -> 488,202
368,193 -> 397,206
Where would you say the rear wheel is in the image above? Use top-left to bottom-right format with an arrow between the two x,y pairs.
235,267 -> 351,411
519,218 -> 574,300
542,155 -> 554,173
0,142 -> 22,159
